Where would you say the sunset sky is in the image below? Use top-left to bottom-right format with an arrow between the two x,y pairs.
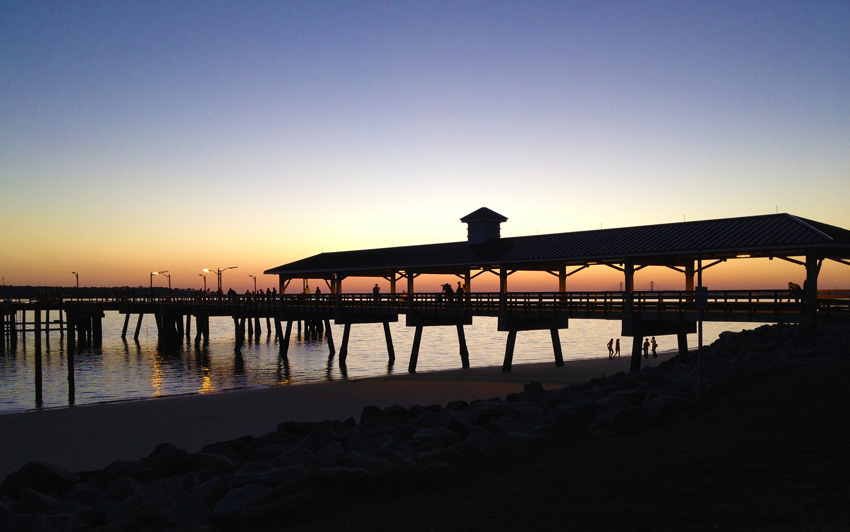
2,1 -> 848,292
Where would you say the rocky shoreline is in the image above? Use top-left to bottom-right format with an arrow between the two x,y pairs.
1,321 -> 848,531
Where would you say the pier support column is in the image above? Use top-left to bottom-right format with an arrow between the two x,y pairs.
340,324 -> 352,363
502,330 -> 518,372
408,325 -> 423,373
383,322 -> 395,363
92,313 -> 103,347
677,332 -> 689,356
457,324 -> 470,368
134,314 -> 144,340
66,313 -> 76,352
195,315 -> 209,344
35,310 -> 43,408
324,319 -> 335,354
0,311 -> 5,354
274,319 -> 283,343
122,314 -> 131,338
630,336 -> 643,372
234,317 -> 246,348
281,321 -> 293,357
551,328 -> 564,366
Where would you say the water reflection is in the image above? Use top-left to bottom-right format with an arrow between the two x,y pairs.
1,313 -> 751,414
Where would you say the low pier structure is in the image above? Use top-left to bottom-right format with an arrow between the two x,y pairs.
3,211 -> 849,378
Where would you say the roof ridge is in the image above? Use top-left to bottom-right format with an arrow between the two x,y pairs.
783,213 -> 834,242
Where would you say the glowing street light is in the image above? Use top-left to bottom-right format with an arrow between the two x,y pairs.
71,271 -> 79,300
198,273 -> 207,292
203,266 -> 237,293
150,270 -> 168,298
248,274 -> 257,293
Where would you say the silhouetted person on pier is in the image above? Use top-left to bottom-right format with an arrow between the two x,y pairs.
456,281 -> 465,305
615,338 -> 620,358
651,337 -> 658,357
443,283 -> 454,305
788,282 -> 802,303
607,338 -> 614,359
373,283 -> 380,303
643,338 -> 650,358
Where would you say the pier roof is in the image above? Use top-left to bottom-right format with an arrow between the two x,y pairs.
264,213 -> 850,279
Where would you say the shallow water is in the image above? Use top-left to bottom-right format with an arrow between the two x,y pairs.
0,311 -> 749,414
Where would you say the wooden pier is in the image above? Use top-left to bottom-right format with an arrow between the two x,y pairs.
3,210 -> 850,377
3,290 -> 848,364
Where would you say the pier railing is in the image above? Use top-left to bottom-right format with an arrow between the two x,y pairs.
4,289 -> 849,323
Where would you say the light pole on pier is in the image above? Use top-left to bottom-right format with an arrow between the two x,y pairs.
203,266 -> 237,294
199,273 -> 207,292
249,275 -> 257,293
71,271 -> 79,300
151,270 -> 168,299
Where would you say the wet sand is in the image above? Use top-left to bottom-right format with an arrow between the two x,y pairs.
0,353 -> 673,479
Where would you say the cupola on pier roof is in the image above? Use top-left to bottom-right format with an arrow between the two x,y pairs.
460,207 -> 508,245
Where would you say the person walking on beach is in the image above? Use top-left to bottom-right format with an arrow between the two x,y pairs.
643,338 -> 650,358
607,338 -> 614,359
615,338 -> 621,358
651,337 -> 658,357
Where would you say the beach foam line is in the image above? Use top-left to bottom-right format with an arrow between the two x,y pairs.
0,352 -> 675,480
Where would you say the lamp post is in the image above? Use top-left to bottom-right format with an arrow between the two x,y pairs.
71,271 -> 79,300
249,274 -> 257,293
203,266 -> 237,293
150,270 -> 168,299
199,273 -> 207,292
150,271 -> 158,300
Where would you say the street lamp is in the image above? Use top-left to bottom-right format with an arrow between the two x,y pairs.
198,273 -> 207,292
150,270 -> 168,298
248,274 -> 257,293
150,271 -> 159,299
203,266 -> 237,293
71,271 -> 79,300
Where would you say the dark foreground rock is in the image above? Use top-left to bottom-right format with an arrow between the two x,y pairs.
1,322 -> 848,531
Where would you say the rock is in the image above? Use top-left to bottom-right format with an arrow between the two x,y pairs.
191,451 -> 241,474
301,427 -> 339,453
212,483 -> 280,521
0,462 -> 80,497
346,450 -> 394,471
462,427 -> 502,458
524,380 -> 545,393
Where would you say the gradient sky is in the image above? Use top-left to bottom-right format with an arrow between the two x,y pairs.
2,1 -> 848,292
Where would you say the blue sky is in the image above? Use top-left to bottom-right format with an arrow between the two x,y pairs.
1,1 -> 848,289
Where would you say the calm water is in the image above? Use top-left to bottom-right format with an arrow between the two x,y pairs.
0,311 -> 749,414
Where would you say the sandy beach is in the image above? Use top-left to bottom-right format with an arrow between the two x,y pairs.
0,353 -> 674,480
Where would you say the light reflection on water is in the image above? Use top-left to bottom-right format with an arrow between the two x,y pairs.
0,312 -> 749,414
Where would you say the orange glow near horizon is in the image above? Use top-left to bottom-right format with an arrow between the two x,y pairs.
3,252 -> 847,294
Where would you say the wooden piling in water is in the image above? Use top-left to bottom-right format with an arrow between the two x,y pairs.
134,313 -> 144,340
